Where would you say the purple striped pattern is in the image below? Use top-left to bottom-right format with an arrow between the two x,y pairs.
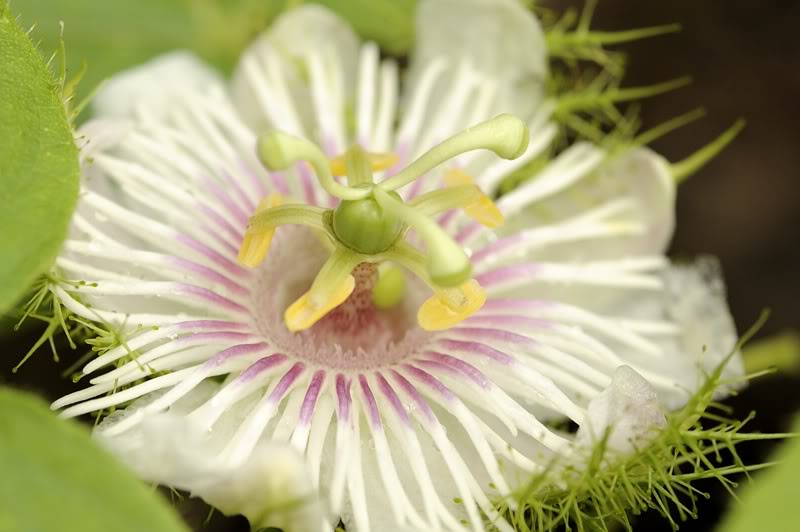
175,319 -> 252,332
299,370 -> 326,425
389,370 -> 435,422
454,220 -> 481,243
235,353 -> 289,383
435,339 -> 515,364
470,234 -> 524,264
268,171 -> 290,195
196,203 -> 244,238
358,374 -> 382,427
267,362 -> 306,403
475,264 -> 541,288
402,365 -> 455,401
175,234 -> 250,277
336,374 -> 352,421
203,342 -> 272,369
420,352 -> 490,388
464,314 -> 552,330
239,160 -> 269,198
481,298 -> 553,313
376,372 -> 411,426
174,284 -> 250,314
202,177 -> 250,226
221,171 -> 256,212
448,326 -> 538,348
197,222 -> 240,256
170,257 -> 248,296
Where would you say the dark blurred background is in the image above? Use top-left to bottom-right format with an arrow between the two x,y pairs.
2,0 -> 799,530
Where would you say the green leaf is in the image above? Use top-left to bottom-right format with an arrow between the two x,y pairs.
0,387 -> 189,532
309,0 -> 416,53
0,2 -> 79,313
717,416 -> 800,532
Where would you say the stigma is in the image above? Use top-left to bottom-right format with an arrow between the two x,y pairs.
236,114 -> 530,332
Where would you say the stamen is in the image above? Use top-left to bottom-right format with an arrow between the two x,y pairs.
284,248 -> 364,332
373,187 -> 472,288
411,182 -> 504,229
238,202 -> 327,268
418,280 -> 487,331
444,169 -> 504,228
237,193 -> 283,267
378,114 -> 530,192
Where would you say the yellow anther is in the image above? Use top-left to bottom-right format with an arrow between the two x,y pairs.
466,195 -> 504,229
444,169 -> 504,229
443,168 -> 473,188
284,275 -> 356,332
237,193 -> 284,268
417,279 -> 486,331
330,151 -> 399,176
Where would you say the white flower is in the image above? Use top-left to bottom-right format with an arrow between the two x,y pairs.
52,1 -> 741,531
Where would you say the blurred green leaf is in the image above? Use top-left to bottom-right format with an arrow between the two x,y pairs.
0,1 -> 79,313
15,0 -> 291,108
309,0 -> 416,53
16,0 -> 417,115
743,331 -> 800,375
0,386 -> 189,532
717,416 -> 800,532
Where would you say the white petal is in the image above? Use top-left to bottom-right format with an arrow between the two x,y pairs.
92,51 -> 223,120
601,147 -> 676,255
576,365 -> 667,456
97,383 -> 325,532
609,257 -> 742,409
497,146 -> 676,262
409,0 -> 547,118
231,5 -> 360,135
659,257 -> 743,399
76,119 -> 132,162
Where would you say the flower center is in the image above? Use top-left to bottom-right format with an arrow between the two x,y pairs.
250,227 -> 430,370
239,113 -> 530,336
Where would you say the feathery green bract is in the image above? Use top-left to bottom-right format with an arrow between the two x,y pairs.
11,272 -> 160,405
493,315 -> 791,532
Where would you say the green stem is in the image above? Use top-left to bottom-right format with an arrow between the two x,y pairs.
307,246 -> 364,301
373,188 -> 471,288
557,77 -> 691,115
409,184 -> 483,217
380,241 -> 434,288
633,108 -> 706,147
547,23 -> 681,53
247,204 -> 327,233
258,132 -> 369,201
344,144 -> 375,188
671,120 -> 746,184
